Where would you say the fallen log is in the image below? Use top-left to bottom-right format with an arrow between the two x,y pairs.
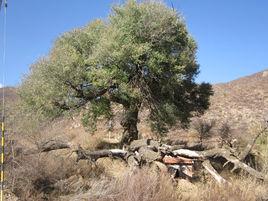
38,139 -> 71,152
23,139 -> 71,155
71,141 -> 268,182
172,148 -> 268,181
163,155 -> 194,165
202,160 -> 228,184
75,146 -> 127,162
172,149 -> 202,158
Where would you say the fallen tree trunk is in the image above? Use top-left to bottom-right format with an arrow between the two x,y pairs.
23,139 -> 71,155
75,146 -> 127,162
38,139 -> 71,152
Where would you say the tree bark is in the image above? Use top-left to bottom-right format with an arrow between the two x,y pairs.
120,104 -> 140,145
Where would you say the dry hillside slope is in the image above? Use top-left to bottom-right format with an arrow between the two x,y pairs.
203,69 -> 268,130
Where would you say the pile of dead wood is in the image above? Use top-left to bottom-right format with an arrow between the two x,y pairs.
23,126 -> 268,184
74,136 -> 267,184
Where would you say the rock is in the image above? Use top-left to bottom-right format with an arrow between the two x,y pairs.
138,146 -> 162,162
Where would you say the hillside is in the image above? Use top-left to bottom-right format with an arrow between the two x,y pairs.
0,87 -> 17,104
0,87 -> 17,118
203,69 -> 268,130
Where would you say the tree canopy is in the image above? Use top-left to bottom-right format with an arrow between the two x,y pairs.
19,0 -> 213,144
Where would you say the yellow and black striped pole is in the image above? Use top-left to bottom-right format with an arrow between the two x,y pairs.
0,117 -> 4,201
0,0 -> 7,200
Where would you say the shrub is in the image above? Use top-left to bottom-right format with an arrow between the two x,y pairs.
219,122 -> 232,141
192,119 -> 216,142
8,154 -> 76,201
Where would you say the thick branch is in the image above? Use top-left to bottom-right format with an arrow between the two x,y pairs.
109,93 -> 130,107
21,136 -> 268,182
65,81 -> 84,98
75,146 -> 127,162
202,160 -> 228,184
218,152 -> 267,181
24,139 -> 71,154
38,139 -> 71,152
53,87 -> 109,110
172,148 -> 268,181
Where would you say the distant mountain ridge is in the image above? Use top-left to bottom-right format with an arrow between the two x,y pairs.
0,87 -> 17,102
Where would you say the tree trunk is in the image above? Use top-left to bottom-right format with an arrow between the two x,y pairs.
120,104 -> 140,145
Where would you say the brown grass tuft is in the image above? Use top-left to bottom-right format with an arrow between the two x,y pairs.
87,167 -> 180,201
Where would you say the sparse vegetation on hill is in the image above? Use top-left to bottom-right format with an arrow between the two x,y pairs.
204,70 -> 268,131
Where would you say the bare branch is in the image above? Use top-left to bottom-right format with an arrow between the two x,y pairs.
202,160 -> 228,184
239,126 -> 268,161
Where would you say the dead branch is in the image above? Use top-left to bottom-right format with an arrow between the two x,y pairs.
217,151 -> 267,181
23,139 -> 71,155
75,146 -> 127,162
19,135 -> 267,183
172,148 -> 268,181
239,126 -> 268,161
38,139 -> 71,152
202,160 -> 228,184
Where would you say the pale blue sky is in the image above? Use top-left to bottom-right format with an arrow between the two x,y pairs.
0,0 -> 267,86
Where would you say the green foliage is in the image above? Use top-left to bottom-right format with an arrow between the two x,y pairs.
19,20 -> 106,118
81,97 -> 112,132
19,0 -> 213,138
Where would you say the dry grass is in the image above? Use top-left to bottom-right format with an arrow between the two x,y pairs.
7,150 -> 107,201
8,154 -> 77,201
198,179 -> 258,201
62,168 -> 268,201
96,158 -> 128,178
86,167 -> 180,201
177,177 -> 267,201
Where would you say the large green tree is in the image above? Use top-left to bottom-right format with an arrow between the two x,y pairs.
19,0 -> 213,144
